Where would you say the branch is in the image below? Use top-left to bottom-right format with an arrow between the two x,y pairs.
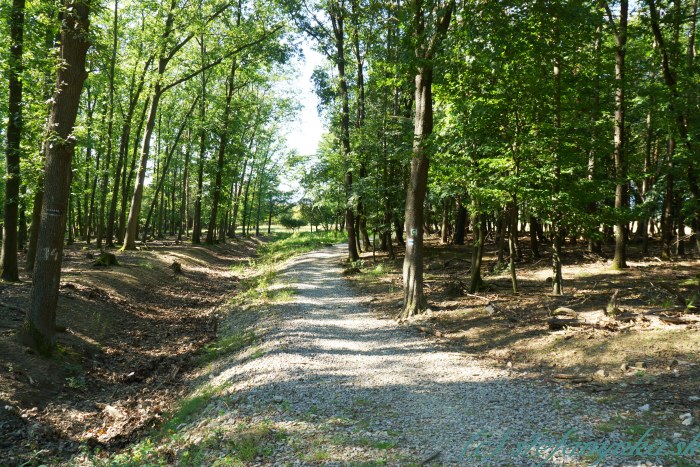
600,0 -> 619,38
425,0 -> 455,58
160,24 -> 284,95
166,1 -> 233,62
647,0 -> 677,88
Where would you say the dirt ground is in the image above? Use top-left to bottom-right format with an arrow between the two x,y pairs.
0,238 -> 259,465
346,234 -> 700,432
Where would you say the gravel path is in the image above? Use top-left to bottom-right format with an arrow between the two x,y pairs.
201,245 -> 667,466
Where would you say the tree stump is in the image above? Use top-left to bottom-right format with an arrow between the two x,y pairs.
93,252 -> 119,267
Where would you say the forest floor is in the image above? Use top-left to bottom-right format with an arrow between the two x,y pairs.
0,237 -> 260,465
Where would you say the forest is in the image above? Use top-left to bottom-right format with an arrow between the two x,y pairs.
0,0 -> 699,465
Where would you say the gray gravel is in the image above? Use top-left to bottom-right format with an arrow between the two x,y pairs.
200,245 -> 680,466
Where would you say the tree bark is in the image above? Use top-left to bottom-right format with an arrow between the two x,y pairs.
23,0 -> 90,354
207,59 -> 236,244
329,5 -> 360,262
608,0 -> 628,269
398,0 -> 454,320
469,211 -> 485,293
401,67 -> 432,319
1,0 -> 26,281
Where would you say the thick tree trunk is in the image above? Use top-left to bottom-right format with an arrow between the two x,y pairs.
24,0 -> 90,354
1,0 -> 26,282
399,68 -> 432,319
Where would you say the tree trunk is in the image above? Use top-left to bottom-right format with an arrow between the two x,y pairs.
207,59 -> 236,244
611,0 -> 628,269
333,12 -> 359,261
454,197 -> 467,245
469,212 -> 485,293
1,0 -> 26,282
662,137 -> 675,259
529,215 -> 540,259
551,16 -> 564,296
119,95 -> 148,241
508,201 -> 518,294
399,68 -> 432,319
96,0 -> 118,248
123,1 -> 176,250
26,186 -> 43,272
440,197 -> 450,244
24,0 -> 90,354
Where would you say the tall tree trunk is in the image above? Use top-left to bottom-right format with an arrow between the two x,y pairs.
207,59 -> 236,244
119,95 -> 148,241
400,67 -> 432,318
178,133 -> 191,241
469,211 -> 485,293
508,200 -> 518,294
529,215 -> 540,259
398,0 -> 453,319
1,0 -> 26,281
24,0 -> 90,354
330,7 -> 360,262
96,0 -> 118,248
551,22 -> 563,295
123,0 -> 176,250
609,0 -> 628,269
440,197 -> 450,244
662,136 -> 675,259
454,196 -> 467,245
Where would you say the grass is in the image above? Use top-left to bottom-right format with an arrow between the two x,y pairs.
231,230 -> 347,305
229,420 -> 283,461
200,330 -> 256,364
258,230 -> 347,264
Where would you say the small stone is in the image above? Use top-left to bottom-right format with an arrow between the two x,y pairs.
621,363 -> 629,371
673,432 -> 682,439
689,396 -> 700,402
507,361 -> 513,368
638,404 -> 650,412
636,361 -> 647,369
619,383 -> 628,388
682,416 -> 694,426
596,369 -> 607,378
273,395 -> 284,403
680,413 -> 692,420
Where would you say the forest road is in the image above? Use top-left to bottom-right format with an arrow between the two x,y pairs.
212,244 -> 617,466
